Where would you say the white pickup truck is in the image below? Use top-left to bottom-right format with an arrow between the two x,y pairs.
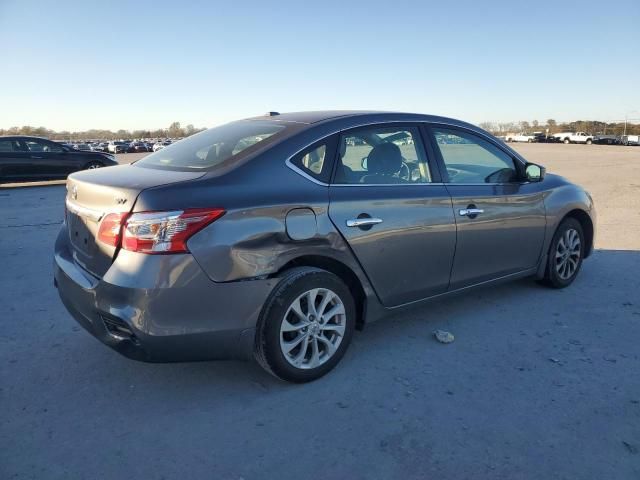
552,131 -> 594,144
505,132 -> 536,142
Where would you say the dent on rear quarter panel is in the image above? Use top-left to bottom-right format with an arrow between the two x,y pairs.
188,201 -> 357,282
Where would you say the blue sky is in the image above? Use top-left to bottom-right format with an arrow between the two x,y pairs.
0,0 -> 638,131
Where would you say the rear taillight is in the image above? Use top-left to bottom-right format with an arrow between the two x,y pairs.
121,208 -> 225,254
97,212 -> 128,247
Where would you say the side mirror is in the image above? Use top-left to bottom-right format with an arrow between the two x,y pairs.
525,163 -> 545,182
361,157 -> 368,170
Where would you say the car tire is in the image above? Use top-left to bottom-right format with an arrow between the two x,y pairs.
528,139 -> 532,143
564,138 -> 570,144
586,139 -> 592,145
254,267 -> 356,383
84,161 -> 103,170
540,217 -> 585,289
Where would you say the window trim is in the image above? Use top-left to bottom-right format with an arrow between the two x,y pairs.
424,123 -> 527,185
284,120 -> 526,187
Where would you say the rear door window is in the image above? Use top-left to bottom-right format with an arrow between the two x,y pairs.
333,126 -> 431,184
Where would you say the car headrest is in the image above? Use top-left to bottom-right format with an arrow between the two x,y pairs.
339,138 -> 347,158
367,142 -> 402,175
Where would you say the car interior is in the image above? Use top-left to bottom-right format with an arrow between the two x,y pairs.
334,130 -> 431,185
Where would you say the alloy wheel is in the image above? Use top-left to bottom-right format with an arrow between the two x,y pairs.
279,288 -> 346,369
555,228 -> 581,280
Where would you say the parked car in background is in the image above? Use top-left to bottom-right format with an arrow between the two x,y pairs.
128,142 -> 151,153
0,135 -> 117,182
153,140 -> 172,151
54,111 -> 595,383
622,135 -> 640,146
505,132 -> 536,143
593,135 -> 620,145
551,132 -> 594,144
107,141 -> 129,154
73,143 -> 92,151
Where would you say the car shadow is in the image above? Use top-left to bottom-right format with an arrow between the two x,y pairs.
60,248 -> 639,398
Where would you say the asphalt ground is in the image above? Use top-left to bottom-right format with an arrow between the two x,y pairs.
1,143 -> 639,479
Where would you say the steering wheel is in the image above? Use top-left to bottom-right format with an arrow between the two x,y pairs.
397,160 -> 411,181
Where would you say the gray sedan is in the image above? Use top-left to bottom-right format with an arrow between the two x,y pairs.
54,111 -> 596,382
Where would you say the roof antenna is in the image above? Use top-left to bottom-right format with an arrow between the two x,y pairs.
265,111 -> 280,116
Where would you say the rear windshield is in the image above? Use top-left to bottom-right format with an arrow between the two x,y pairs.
134,120 -> 288,170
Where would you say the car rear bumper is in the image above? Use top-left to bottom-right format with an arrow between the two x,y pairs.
53,227 -> 277,362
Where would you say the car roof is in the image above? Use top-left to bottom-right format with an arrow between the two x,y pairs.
245,110 -> 479,130
0,135 -> 57,141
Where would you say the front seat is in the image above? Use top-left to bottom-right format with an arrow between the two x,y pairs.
360,142 -> 404,184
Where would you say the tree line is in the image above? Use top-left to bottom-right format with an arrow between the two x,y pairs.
0,122 -> 205,141
2,119 -> 639,141
477,119 -> 640,136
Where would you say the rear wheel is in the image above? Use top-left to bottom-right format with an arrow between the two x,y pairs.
564,138 -> 570,144
540,218 -> 584,288
254,267 -> 355,383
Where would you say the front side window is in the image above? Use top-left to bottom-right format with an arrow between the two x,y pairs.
432,128 -> 517,184
135,120 -> 289,170
24,139 -> 63,153
333,126 -> 431,184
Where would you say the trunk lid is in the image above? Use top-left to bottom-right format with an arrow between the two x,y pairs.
65,164 -> 206,277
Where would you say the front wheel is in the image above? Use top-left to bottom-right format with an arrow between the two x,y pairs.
254,267 -> 356,383
564,138 -> 570,144
586,139 -> 592,145
540,218 -> 584,288
84,161 -> 103,170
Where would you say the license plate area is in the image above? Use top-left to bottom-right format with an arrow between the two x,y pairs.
68,212 -> 95,257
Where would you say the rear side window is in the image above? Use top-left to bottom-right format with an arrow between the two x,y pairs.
290,137 -> 337,184
135,120 -> 289,170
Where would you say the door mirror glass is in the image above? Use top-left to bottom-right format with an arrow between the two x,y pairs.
525,163 -> 545,182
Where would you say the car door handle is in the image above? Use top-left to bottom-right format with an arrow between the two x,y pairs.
346,218 -> 383,227
459,208 -> 484,217
31,156 -> 43,159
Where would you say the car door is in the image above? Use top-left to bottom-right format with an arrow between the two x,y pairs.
23,139 -> 75,178
328,124 -> 456,307
426,125 -> 546,290
0,139 -> 30,180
